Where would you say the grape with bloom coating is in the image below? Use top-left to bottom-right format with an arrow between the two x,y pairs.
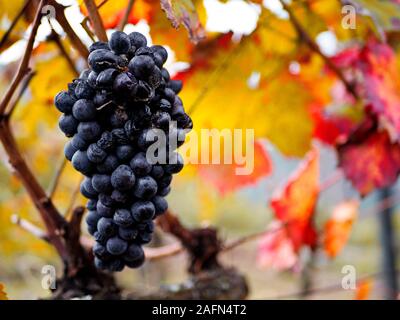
54,30 -> 191,272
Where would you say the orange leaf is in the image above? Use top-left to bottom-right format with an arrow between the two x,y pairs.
0,283 -> 8,300
324,200 -> 359,258
270,149 -> 319,251
197,140 -> 272,195
354,280 -> 372,300
257,221 -> 297,271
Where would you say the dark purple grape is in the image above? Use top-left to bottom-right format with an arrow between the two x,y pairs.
128,55 -> 155,78
94,231 -> 107,244
75,80 -> 95,99
128,32 -> 147,48
113,72 -> 137,94
110,108 -> 129,128
88,49 -> 120,72
96,68 -> 119,89
77,121 -> 102,142
111,128 -> 130,144
97,217 -> 116,236
161,68 -> 170,81
158,185 -> 171,197
116,145 -> 135,161
152,196 -> 168,215
64,141 -> 77,161
113,208 -> 134,227
151,45 -> 168,64
93,242 -> 111,260
118,227 -> 138,241
124,244 -> 144,263
71,150 -> 93,175
159,98 -> 172,111
59,114 -> 78,137
80,69 -> 90,80
87,71 -> 98,88
133,176 -> 157,199
97,154 -> 119,173
109,31 -> 131,55
150,165 -> 164,179
136,231 -> 152,244
152,111 -> 171,129
148,66 -> 162,88
87,143 -> 107,163
107,259 -> 125,271
93,90 -> 110,105
71,133 -> 89,150
80,177 -> 98,199
165,152 -> 184,174
131,201 -> 155,221
164,87 -> 176,103
98,193 -> 115,208
130,152 -> 152,176
72,99 -> 96,121
92,174 -> 112,193
55,91 -> 76,113
86,199 -> 97,210
125,256 -> 144,268
106,237 -> 128,255
168,80 -> 183,94
111,165 -> 135,191
96,131 -> 114,151
134,80 -> 153,101
158,173 -> 172,189
111,189 -> 129,204
96,200 -> 114,217
89,41 -> 110,52
135,46 -> 153,57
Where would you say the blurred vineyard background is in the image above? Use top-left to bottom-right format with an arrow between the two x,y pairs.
1,0 -> 400,299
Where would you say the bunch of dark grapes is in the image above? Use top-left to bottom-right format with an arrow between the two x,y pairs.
54,31 -> 192,272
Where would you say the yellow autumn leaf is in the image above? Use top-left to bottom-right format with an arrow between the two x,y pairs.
11,43 -> 75,178
352,0 -> 400,31
180,30 -> 321,156
262,76 -> 314,156
257,10 -> 297,56
0,0 -> 29,51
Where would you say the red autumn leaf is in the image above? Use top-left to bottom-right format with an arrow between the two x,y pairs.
257,221 -> 297,271
354,280 -> 372,300
338,125 -> 400,196
197,140 -> 272,195
311,108 -> 356,145
173,33 -> 234,83
359,40 -> 400,137
332,41 -> 400,139
324,200 -> 358,258
331,46 -> 361,69
270,149 -> 319,251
